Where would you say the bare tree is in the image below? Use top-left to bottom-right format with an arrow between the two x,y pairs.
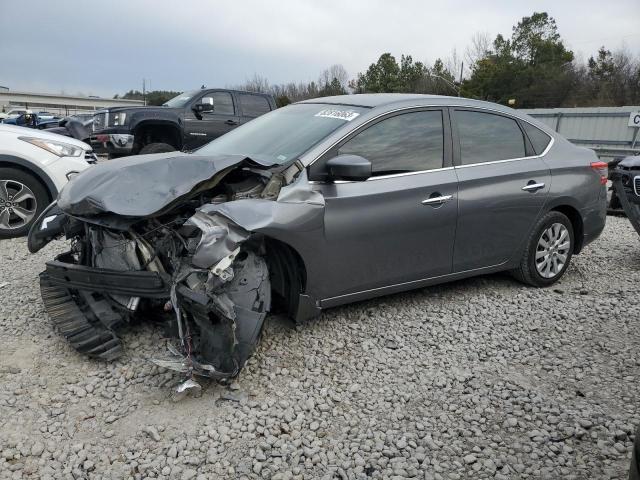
444,48 -> 464,82
243,73 -> 271,93
319,64 -> 349,89
464,31 -> 492,69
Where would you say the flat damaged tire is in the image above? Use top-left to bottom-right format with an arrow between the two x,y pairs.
226,250 -> 271,369
184,250 -> 271,377
512,211 -> 574,287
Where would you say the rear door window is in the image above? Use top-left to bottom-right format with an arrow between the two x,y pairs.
456,110 -> 526,165
239,94 -> 271,117
337,110 -> 444,176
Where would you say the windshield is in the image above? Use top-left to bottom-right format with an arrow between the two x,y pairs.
197,103 -> 367,164
163,90 -> 197,108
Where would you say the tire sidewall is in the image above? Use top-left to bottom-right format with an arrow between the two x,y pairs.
0,167 -> 50,238
138,143 -> 176,155
527,212 -> 574,287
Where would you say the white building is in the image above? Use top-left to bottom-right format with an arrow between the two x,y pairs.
0,90 -> 143,116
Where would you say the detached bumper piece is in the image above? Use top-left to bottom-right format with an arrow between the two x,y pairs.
40,273 -> 123,360
40,254 -> 172,361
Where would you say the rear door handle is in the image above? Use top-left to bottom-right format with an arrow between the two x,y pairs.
225,119 -> 238,126
421,194 -> 453,206
522,182 -> 545,192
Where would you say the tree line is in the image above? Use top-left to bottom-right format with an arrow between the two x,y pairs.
116,12 -> 640,109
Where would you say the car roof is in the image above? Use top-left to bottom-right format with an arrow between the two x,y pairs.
298,93 -> 518,114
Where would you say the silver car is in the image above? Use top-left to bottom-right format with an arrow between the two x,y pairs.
29,94 -> 607,379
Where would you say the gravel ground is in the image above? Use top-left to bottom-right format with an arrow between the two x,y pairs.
0,216 -> 638,480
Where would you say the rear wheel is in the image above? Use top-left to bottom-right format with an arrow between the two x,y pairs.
0,168 -> 49,238
138,142 -> 176,155
512,211 -> 574,287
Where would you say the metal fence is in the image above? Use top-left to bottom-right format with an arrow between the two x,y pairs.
519,106 -> 640,160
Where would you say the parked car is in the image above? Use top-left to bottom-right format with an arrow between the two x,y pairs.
0,123 -> 96,237
90,88 -> 276,158
610,155 -> 640,235
4,108 -> 28,118
28,94 -> 607,380
2,111 -> 61,129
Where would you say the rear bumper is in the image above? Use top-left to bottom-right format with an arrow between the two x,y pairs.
580,196 -> 607,250
90,133 -> 134,156
44,253 -> 171,298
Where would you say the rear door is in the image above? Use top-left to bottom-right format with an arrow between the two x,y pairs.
236,93 -> 273,125
451,108 -> 551,272
311,108 -> 459,299
183,91 -> 239,148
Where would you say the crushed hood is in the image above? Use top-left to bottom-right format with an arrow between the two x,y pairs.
57,152 -> 282,218
618,156 -> 640,169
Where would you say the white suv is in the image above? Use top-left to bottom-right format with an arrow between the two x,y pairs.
0,124 -> 96,237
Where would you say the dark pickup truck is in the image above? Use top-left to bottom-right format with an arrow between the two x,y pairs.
90,88 -> 276,157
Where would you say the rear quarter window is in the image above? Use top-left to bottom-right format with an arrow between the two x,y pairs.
522,122 -> 552,155
239,94 -> 271,117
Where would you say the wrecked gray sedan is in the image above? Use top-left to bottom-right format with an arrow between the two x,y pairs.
28,94 -> 607,379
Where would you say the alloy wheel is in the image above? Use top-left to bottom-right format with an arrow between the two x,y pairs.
0,180 -> 37,230
535,222 -> 571,279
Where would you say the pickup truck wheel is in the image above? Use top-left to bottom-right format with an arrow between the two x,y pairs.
139,143 -> 176,155
0,168 -> 49,238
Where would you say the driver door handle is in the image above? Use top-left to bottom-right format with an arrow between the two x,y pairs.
522,182 -> 545,192
421,195 -> 453,206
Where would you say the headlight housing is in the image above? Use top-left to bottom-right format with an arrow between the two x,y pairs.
19,137 -> 84,157
110,112 -> 127,126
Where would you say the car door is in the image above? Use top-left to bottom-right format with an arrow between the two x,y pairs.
236,92 -> 273,125
183,91 -> 240,149
311,108 -> 459,299
451,108 -> 551,272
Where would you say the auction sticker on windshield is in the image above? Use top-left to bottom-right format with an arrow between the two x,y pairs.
315,109 -> 360,121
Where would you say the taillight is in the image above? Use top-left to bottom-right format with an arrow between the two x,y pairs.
591,161 -> 608,185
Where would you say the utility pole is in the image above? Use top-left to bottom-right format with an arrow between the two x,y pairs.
142,78 -> 146,106
458,62 -> 464,97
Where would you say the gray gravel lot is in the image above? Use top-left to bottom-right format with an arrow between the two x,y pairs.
0,216 -> 638,480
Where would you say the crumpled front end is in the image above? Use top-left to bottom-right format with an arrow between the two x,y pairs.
611,156 -> 640,237
30,158 -> 308,380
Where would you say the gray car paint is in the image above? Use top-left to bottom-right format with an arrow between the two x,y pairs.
46,94 -> 607,320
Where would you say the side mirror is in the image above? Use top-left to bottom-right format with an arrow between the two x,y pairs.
194,102 -> 214,114
326,154 -> 372,181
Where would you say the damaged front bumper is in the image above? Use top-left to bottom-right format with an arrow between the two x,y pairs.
39,252 -> 171,361
90,132 -> 135,156
611,156 -> 640,237
44,252 -> 171,298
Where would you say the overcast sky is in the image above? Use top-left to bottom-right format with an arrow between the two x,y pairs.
1,0 -> 638,97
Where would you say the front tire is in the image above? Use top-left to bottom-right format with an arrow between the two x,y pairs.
138,142 -> 176,155
0,168 -> 49,238
512,211 -> 574,287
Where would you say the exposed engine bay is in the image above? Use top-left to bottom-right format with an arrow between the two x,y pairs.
29,152 -> 315,384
